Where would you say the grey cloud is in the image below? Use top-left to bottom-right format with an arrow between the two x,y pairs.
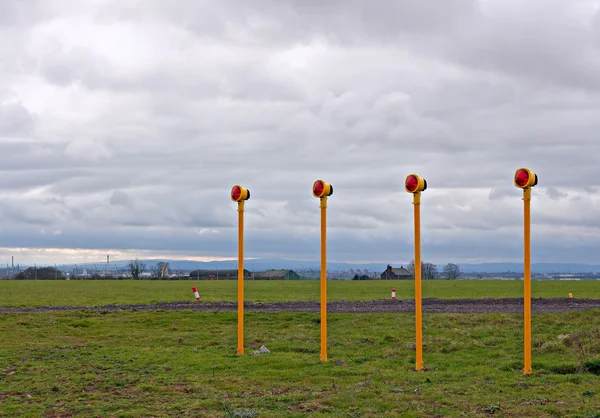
0,167 -> 88,191
489,187 -> 514,201
0,103 -> 35,136
40,56 -> 80,87
0,194 -> 74,226
109,190 -> 130,206
102,0 -> 481,45
1,0 -> 600,264
0,0 -> 44,27
0,0 -> 92,28
545,187 -> 568,200
447,2 -> 600,91
38,42 -> 303,103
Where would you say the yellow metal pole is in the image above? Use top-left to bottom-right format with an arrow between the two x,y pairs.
523,188 -> 532,375
237,200 -> 245,355
320,196 -> 328,362
413,192 -> 423,371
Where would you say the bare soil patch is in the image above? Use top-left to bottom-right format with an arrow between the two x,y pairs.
2,297 -> 600,314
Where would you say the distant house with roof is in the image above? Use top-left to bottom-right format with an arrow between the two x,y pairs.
189,269 -> 251,280
255,269 -> 302,280
380,265 -> 412,280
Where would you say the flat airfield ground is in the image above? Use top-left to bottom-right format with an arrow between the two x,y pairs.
2,279 -> 600,307
1,280 -> 600,417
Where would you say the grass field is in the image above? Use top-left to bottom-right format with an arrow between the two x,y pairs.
1,279 -> 600,307
1,280 -> 600,417
1,309 -> 600,417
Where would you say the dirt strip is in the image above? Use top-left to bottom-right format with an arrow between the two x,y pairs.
2,298 -> 600,314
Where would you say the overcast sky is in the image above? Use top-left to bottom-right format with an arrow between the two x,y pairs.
1,0 -> 600,266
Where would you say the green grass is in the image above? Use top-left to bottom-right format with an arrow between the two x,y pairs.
1,309 -> 600,417
1,280 -> 599,307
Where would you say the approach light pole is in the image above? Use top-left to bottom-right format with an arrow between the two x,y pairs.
405,174 -> 428,371
231,184 -> 250,355
514,167 -> 538,375
313,179 -> 333,362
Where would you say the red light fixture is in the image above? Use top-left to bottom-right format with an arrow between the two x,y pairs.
405,174 -> 427,194
514,168 -> 537,189
405,175 -> 418,193
515,169 -> 529,188
313,181 -> 324,197
231,185 -> 250,202
313,180 -> 333,198
231,186 -> 241,201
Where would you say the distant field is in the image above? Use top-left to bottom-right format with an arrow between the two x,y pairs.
1,309 -> 600,417
1,279 -> 599,307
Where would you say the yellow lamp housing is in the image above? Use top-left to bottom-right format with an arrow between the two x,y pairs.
312,179 -> 333,198
405,174 -> 427,193
231,184 -> 250,202
514,168 -> 538,189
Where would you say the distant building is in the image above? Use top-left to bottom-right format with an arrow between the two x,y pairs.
255,269 -> 302,280
380,265 -> 412,280
189,269 -> 251,280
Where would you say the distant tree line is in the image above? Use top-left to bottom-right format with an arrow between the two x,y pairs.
11,260 -> 182,280
14,267 -> 65,280
8,260 -> 464,280
408,260 -> 462,280
352,262 -> 462,280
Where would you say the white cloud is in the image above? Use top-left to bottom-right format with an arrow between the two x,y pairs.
64,138 -> 111,161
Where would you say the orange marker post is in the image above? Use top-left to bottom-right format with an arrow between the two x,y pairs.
313,180 -> 333,362
405,174 -> 427,371
231,184 -> 250,355
514,168 -> 538,375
